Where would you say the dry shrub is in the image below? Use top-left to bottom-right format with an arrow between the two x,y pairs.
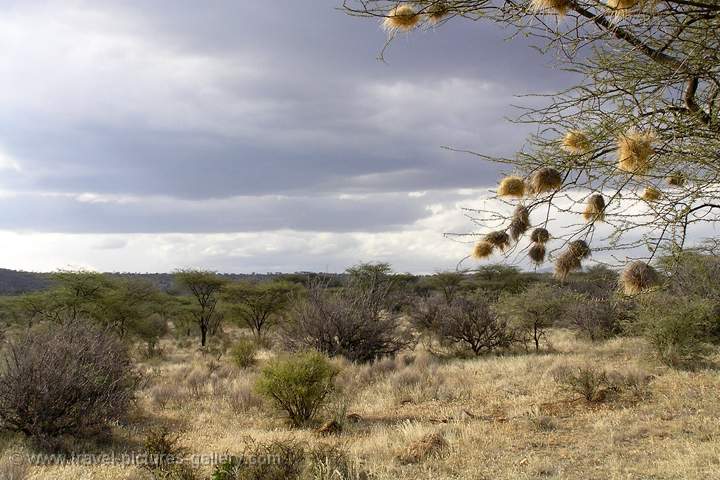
621,261 -> 660,295
383,5 -> 420,32
641,186 -> 662,202
426,2 -> 450,23
666,171 -> 686,187
211,438 -> 306,480
0,320 -> 140,449
185,368 -> 207,399
509,205 -> 531,241
529,243 -> 546,265
528,167 -> 563,194
150,382 -> 182,410
305,444 -> 370,480
617,129 -> 655,174
485,231 -> 511,251
472,240 -> 494,259
226,379 -> 263,414
606,367 -> 654,400
142,427 -> 199,480
552,364 -> 610,402
497,176 -> 526,197
583,194 -> 606,222
398,432 -> 448,464
561,130 -> 591,154
530,227 -> 550,244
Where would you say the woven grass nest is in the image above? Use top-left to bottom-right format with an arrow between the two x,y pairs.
617,129 -> 655,175
530,227 -> 550,244
498,176 -> 526,198
561,130 -> 591,154
554,240 -> 591,280
472,241 -> 494,260
620,261 -> 659,294
583,194 -> 606,222
529,167 -> 563,195
509,206 -> 531,241
383,5 -> 421,32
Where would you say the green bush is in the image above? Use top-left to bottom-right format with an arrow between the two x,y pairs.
230,337 -> 259,369
255,351 -> 338,427
637,294 -> 716,367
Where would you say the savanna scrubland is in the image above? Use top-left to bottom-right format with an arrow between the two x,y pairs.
0,254 -> 719,480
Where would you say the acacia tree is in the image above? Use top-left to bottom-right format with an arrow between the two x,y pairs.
174,269 -> 226,347
343,0 -> 720,282
223,281 -> 298,339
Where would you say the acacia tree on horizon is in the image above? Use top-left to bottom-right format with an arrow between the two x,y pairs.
174,269 -> 226,347
343,0 -> 720,291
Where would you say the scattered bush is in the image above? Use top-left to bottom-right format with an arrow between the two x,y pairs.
552,364 -> 609,402
282,267 -> 414,363
636,294 -> 717,367
230,337 -> 258,369
226,380 -> 263,413
211,438 -> 305,480
142,427 -> 198,480
435,295 -> 514,355
562,295 -> 620,341
255,351 -> 338,427
0,320 -> 140,449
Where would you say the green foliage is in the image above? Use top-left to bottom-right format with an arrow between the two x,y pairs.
133,313 -> 169,357
636,294 -> 717,368
174,269 -> 227,346
230,337 -> 258,369
496,283 -> 571,352
223,281 -> 298,338
255,351 -> 338,427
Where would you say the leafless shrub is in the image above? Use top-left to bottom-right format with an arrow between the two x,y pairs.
0,320 -> 140,449
282,275 -> 414,363
433,295 -> 514,355
226,380 -> 263,413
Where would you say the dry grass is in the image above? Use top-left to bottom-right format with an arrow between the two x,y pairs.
17,329 -> 720,480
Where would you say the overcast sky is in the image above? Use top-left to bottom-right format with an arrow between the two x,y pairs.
0,0 -> 578,273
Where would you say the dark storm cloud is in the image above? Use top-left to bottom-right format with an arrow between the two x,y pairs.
0,0 -> 570,233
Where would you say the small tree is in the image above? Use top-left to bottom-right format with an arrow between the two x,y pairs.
424,272 -> 466,305
132,313 -> 169,357
174,269 -> 226,347
497,283 -> 569,352
223,281 -> 297,339
0,320 -> 140,448
255,351 -> 338,427
436,295 -> 514,355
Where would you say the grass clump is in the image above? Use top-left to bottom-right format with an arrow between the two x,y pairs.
255,351 -> 338,427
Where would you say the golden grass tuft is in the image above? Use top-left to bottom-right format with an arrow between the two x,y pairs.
568,239 -> 591,259
427,2 -> 450,23
529,167 -> 563,195
530,227 -> 550,244
554,250 -> 582,281
485,231 -> 511,251
383,5 -> 421,32
617,129 -> 655,175
472,241 -> 494,259
509,206 -> 531,241
398,432 -> 448,464
530,0 -> 572,15
561,130 -> 592,154
529,243 -> 546,265
666,171 -> 686,187
583,194 -> 606,222
498,176 -> 526,198
641,186 -> 662,202
620,261 -> 660,295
